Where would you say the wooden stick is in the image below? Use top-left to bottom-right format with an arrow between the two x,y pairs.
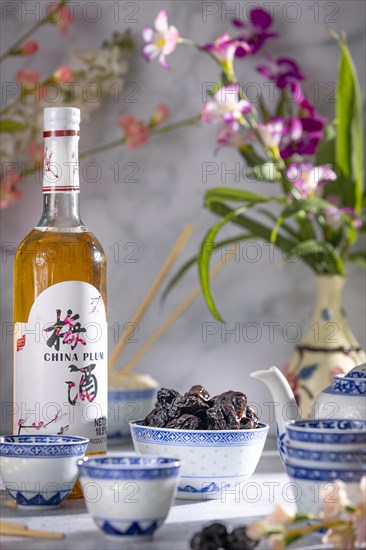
0,521 -> 64,539
120,257 -> 230,375
108,224 -> 194,372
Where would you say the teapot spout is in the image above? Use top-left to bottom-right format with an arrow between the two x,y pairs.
250,366 -> 300,439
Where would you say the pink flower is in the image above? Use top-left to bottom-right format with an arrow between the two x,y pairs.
46,3 -> 73,34
119,115 -> 150,149
0,169 -> 23,209
322,526 -> 356,550
142,10 -> 179,70
17,418 -> 25,426
248,118 -> 285,149
266,504 -> 294,526
320,480 -> 351,520
53,65 -> 73,84
217,125 -> 245,148
32,421 -> 45,430
202,83 -> 251,125
286,162 -> 337,199
27,143 -> 44,165
349,476 -> 366,545
203,33 -> 249,64
245,521 -> 267,541
18,41 -> 39,55
150,104 -> 170,127
16,69 -> 41,88
268,534 -> 285,550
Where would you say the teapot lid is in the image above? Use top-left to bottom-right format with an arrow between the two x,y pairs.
342,364 -> 366,379
323,363 -> 366,396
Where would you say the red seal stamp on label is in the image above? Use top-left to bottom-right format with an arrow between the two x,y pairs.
17,335 -> 26,351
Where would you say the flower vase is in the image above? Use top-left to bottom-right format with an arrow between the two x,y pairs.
284,275 -> 365,417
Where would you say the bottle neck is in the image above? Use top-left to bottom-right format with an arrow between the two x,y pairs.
37,193 -> 83,229
39,129 -> 83,228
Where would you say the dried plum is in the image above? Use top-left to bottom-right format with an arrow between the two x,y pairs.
142,386 -> 260,431
190,523 -> 228,550
227,526 -> 258,550
206,406 -> 227,430
240,405 -> 259,429
157,387 -> 180,406
166,414 -> 203,430
143,403 -> 169,428
187,385 -> 210,401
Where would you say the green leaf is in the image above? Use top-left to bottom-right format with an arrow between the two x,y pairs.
258,96 -> 271,122
257,208 -> 301,240
205,188 -> 273,206
0,119 -> 28,132
285,240 -> 344,274
206,200 -> 321,272
348,251 -> 366,267
275,90 -> 286,117
161,234 -> 257,302
238,145 -> 266,167
198,206 -> 247,321
335,37 -> 364,213
315,122 -> 336,166
271,198 -> 333,243
246,162 -> 282,183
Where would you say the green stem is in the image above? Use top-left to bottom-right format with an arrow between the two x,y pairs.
19,114 -> 201,178
0,0 -> 67,64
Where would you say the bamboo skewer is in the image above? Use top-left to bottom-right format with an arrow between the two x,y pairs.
0,520 -> 64,539
108,224 -> 194,372
120,257 -> 230,375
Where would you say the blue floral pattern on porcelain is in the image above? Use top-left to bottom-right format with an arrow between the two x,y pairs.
0,435 -> 89,457
78,456 -> 181,481
130,421 -> 268,446
97,519 -> 161,537
286,464 -> 365,482
286,447 -> 366,464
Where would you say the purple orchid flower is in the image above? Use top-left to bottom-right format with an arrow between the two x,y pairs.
142,10 -> 180,70
232,8 -> 278,57
217,123 -> 246,148
203,33 -> 250,64
286,161 -> 336,198
201,83 -> 252,125
256,55 -> 305,88
280,117 -> 325,159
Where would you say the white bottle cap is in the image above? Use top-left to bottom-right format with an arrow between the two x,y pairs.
43,107 -> 80,132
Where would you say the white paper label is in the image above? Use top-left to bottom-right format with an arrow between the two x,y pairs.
14,281 -> 107,453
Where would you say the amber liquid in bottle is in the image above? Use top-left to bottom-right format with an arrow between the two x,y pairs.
13,108 -> 107,499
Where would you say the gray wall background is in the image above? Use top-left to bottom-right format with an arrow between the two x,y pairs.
1,0 -> 365,433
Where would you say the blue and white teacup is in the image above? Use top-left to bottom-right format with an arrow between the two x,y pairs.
0,435 -> 89,509
78,455 -> 181,539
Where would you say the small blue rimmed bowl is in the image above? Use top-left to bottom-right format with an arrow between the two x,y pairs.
0,435 -> 89,509
286,419 -> 366,447
284,461 -> 365,515
108,386 -> 157,444
78,455 -> 181,540
130,421 -> 269,500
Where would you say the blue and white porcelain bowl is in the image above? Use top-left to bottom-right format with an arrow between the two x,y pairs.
78,455 -> 181,540
108,373 -> 158,444
286,419 -> 366,447
130,421 -> 269,500
108,387 -> 157,444
284,461 -> 365,515
284,444 -> 366,469
0,435 -> 89,509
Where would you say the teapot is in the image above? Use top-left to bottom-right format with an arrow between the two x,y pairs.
250,363 -> 366,447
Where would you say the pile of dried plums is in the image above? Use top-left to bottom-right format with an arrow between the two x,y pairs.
142,385 -> 259,430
